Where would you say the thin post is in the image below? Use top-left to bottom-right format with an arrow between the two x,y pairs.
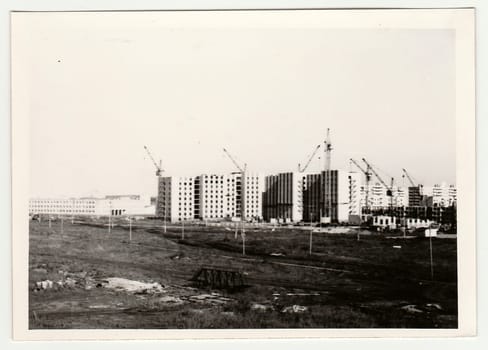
61,217 -> 64,235
129,216 -> 132,242
242,230 -> 246,255
309,212 -> 313,255
108,215 -> 111,234
48,217 -> 51,229
181,220 -> 185,240
429,228 -> 434,280
163,215 -> 167,233
235,222 -> 238,239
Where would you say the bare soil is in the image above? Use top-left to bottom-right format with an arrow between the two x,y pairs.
29,218 -> 457,329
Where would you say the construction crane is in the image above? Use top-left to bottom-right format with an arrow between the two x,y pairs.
144,145 -> 163,177
362,158 -> 393,197
223,148 -> 247,173
362,158 -> 395,216
323,128 -> 333,220
350,158 -> 372,211
402,168 -> 417,187
223,148 -> 247,222
298,144 -> 321,172
144,145 -> 164,221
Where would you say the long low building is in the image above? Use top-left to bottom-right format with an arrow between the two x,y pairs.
29,195 -> 155,217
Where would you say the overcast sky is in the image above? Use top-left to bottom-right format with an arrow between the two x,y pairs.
19,12 -> 456,198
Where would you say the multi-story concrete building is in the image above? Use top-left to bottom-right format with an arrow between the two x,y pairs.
157,172 -> 264,222
302,173 -> 321,222
29,195 -> 155,217
392,186 -> 409,207
243,173 -> 265,221
320,170 -> 362,223
431,183 -> 457,207
157,176 -> 195,222
198,173 -> 239,221
348,171 -> 362,217
265,170 -> 361,224
408,185 -> 423,207
29,197 -> 98,216
360,183 -> 389,209
263,172 -> 305,223
361,184 -> 409,209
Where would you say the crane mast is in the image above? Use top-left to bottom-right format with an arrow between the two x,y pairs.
362,158 -> 395,213
350,158 -> 372,211
143,145 -> 164,219
323,129 -> 333,220
223,148 -> 247,222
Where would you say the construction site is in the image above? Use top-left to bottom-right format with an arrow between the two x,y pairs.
28,130 -> 458,329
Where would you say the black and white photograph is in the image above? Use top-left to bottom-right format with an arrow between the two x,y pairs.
10,8 -> 476,339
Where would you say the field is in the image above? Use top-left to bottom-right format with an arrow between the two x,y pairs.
29,218 -> 458,329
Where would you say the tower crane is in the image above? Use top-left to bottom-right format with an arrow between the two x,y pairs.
402,168 -> 418,187
144,145 -> 164,220
323,129 -> 333,220
223,148 -> 247,173
350,158 -> 372,211
362,158 -> 395,214
298,144 -> 321,172
223,148 -> 247,222
144,145 -> 163,177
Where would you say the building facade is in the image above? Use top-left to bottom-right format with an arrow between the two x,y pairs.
264,170 -> 361,224
157,172 -> 264,222
29,195 -> 154,217
320,170 -> 361,223
242,173 -> 265,221
263,172 -> 305,223
157,176 -> 195,222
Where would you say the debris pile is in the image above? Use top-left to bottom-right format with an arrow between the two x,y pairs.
102,277 -> 165,294
282,305 -> 308,313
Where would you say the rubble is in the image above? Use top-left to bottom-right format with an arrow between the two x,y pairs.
35,280 -> 53,290
425,303 -> 443,311
102,277 -> 165,294
401,305 -> 423,313
282,305 -> 308,313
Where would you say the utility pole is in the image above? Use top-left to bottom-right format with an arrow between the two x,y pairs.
309,211 -> 313,255
242,229 -> 246,255
429,225 -> 434,280
163,208 -> 167,233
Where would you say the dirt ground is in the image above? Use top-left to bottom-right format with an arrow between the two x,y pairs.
29,218 -> 458,329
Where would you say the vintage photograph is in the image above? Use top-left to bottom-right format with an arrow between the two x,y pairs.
10,9 -> 476,337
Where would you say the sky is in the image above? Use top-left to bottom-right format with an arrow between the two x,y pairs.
19,12 -> 456,198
